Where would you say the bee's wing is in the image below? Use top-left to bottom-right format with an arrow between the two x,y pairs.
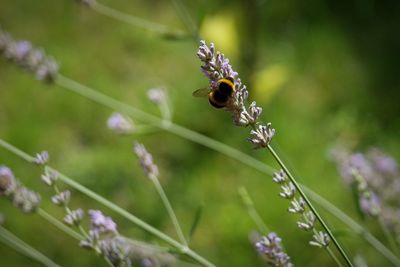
192,88 -> 210,97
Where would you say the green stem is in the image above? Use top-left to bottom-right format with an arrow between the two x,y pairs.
91,2 -> 186,38
37,208 -> 83,241
159,100 -> 172,125
238,186 -> 269,234
267,144 -> 353,267
0,139 -> 215,267
149,174 -> 188,246
0,225 -> 60,267
378,216 -> 400,256
169,0 -> 198,40
326,246 -> 345,267
51,74 -> 400,266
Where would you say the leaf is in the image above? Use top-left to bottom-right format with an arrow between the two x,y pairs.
187,204 -> 203,243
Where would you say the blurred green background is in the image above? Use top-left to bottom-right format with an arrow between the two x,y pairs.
1,0 -> 399,266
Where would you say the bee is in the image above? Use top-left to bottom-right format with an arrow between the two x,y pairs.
192,78 -> 235,108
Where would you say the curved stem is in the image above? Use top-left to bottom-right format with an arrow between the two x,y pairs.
326,246 -> 344,267
267,144 -> 353,267
378,216 -> 400,256
238,186 -> 269,234
37,208 -> 83,241
91,2 -> 186,38
150,174 -> 188,246
0,225 -> 60,267
169,0 -> 199,40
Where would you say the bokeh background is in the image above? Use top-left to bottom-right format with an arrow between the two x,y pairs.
1,0 -> 399,266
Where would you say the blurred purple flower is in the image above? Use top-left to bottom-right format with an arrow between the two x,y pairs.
33,150 -> 49,165
89,209 -> 117,234
107,112 -> 134,134
255,232 -> 293,267
0,165 -> 16,195
64,208 -> 84,226
133,142 -> 159,178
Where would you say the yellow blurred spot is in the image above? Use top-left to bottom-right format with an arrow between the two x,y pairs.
253,64 -> 289,103
200,13 -> 238,59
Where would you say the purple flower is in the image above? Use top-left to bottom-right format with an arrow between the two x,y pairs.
359,192 -> 381,217
41,169 -> 59,186
13,41 -> 32,61
309,231 -> 330,248
255,232 -> 293,267
0,28 -> 59,83
12,187 -> 41,213
51,190 -> 71,206
88,210 -> 117,233
64,208 -> 84,226
107,112 -> 134,134
33,151 -> 49,165
35,57 -> 59,82
147,88 -> 166,104
0,165 -> 17,195
248,123 -> 275,149
133,142 -> 159,178
368,148 -> 398,176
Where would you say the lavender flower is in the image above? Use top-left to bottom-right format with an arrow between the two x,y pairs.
107,112 -> 134,134
6,41 -> 32,62
133,142 -> 159,178
288,198 -> 306,214
51,190 -> 71,206
332,147 -> 399,220
272,170 -> 287,184
26,48 -> 45,70
79,209 -> 176,266
96,236 -> 177,267
41,169 -> 59,186
296,211 -> 316,231
32,151 -> 49,165
368,148 -> 398,176
98,236 -> 132,267
0,166 -> 41,213
0,28 -> 59,82
64,208 -> 84,226
255,232 -> 293,267
0,165 -> 17,196
197,40 -> 272,133
147,88 -> 166,105
359,191 -> 381,217
272,169 -> 328,246
88,209 -> 118,234
279,182 -> 296,199
12,187 -> 41,213
309,231 -> 330,248
249,123 -> 276,148
35,57 -> 59,82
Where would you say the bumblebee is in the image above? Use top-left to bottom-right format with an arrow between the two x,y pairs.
192,78 -> 235,108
